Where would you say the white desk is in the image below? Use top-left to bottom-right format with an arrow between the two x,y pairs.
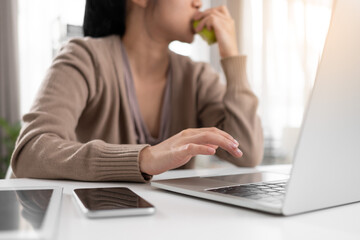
1,164 -> 359,240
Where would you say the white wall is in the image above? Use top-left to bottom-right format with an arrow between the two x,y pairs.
18,0 -> 85,116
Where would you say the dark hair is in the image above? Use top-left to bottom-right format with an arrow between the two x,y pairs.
83,0 -> 127,38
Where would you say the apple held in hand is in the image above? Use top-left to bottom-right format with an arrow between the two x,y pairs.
193,20 -> 217,45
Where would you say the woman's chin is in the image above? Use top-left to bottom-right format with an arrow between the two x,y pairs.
170,31 -> 195,44
180,34 -> 195,44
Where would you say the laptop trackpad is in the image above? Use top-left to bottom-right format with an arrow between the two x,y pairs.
203,172 -> 289,186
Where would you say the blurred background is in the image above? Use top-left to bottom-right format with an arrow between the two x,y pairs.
0,0 -> 333,175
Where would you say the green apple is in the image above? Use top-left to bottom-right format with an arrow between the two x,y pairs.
193,20 -> 217,45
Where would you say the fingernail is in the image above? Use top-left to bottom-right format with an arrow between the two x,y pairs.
233,139 -> 239,145
230,143 -> 238,149
236,148 -> 243,156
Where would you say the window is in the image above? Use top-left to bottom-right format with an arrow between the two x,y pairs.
241,0 -> 333,163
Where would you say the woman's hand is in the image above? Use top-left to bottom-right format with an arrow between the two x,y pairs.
193,6 -> 238,58
139,127 -> 243,175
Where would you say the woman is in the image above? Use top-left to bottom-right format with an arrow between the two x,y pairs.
11,0 -> 263,182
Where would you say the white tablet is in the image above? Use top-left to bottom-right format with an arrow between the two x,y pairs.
0,186 -> 63,240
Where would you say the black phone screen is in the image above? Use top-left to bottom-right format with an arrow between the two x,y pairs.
73,187 -> 153,211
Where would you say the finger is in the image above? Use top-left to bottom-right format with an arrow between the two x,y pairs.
194,15 -> 214,32
211,10 -> 229,21
194,5 -> 230,20
194,7 -> 222,20
194,9 -> 220,22
179,143 -> 217,159
216,5 -> 231,17
183,131 -> 242,158
196,127 -> 239,145
205,144 -> 219,149
180,128 -> 239,146
201,8 -> 229,20
193,9 -> 211,20
195,14 -> 227,33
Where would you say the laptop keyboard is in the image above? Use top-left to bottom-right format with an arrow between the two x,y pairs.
207,180 -> 288,204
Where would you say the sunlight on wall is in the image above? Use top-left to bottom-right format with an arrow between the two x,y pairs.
243,0 -> 333,162
18,0 -> 85,116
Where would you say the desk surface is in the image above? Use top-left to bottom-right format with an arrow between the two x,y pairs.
1,164 -> 359,240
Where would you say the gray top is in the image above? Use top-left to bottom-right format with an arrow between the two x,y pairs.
120,41 -> 172,145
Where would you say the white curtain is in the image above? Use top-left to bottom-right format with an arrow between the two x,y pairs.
0,0 -> 20,156
227,0 -> 333,162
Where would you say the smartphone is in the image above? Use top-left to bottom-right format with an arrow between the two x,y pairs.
72,187 -> 155,218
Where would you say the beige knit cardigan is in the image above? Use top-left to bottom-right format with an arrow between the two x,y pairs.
11,35 -> 263,182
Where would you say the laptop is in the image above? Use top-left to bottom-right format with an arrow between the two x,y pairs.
151,0 -> 360,216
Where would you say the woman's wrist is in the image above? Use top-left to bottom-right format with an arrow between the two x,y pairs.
139,146 -> 153,175
220,45 -> 239,59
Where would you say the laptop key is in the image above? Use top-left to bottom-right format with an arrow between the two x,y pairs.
208,180 -> 287,203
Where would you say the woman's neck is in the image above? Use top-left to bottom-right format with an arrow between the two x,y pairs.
122,23 -> 170,82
